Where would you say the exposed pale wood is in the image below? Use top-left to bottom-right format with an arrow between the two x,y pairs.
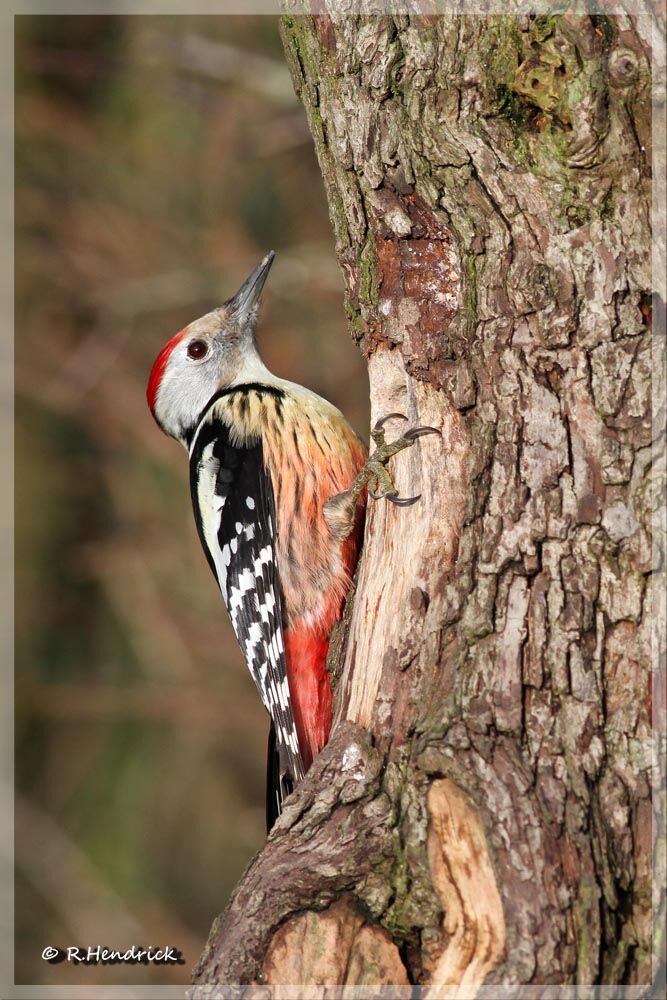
336,349 -> 468,732
423,780 -> 506,990
262,895 -> 410,986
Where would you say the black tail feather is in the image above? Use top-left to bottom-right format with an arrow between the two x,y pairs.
266,720 -> 294,832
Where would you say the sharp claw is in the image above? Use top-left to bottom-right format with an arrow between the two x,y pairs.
403,426 -> 441,441
365,418 -> 438,509
373,412 -> 408,432
385,492 -> 421,507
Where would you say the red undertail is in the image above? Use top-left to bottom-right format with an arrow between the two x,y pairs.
283,627 -> 333,770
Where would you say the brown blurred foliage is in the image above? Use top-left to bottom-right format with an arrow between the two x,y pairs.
15,14 -> 368,986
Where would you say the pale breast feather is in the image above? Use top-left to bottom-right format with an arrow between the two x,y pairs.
188,393 -> 304,785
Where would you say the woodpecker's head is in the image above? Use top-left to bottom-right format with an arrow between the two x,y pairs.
147,252 -> 274,444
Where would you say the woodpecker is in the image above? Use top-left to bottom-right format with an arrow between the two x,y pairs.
147,252 -> 437,827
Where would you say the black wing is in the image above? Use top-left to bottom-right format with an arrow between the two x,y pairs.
189,410 -> 305,790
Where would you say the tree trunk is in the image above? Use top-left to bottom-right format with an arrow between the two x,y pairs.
192,8 -> 662,991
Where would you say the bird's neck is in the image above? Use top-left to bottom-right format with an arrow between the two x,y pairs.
231,343 -> 277,388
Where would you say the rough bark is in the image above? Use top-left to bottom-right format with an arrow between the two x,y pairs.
192,8 -> 663,991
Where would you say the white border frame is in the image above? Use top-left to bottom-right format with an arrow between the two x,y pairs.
3,2 -> 664,997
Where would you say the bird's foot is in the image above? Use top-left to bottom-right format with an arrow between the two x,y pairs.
323,413 -> 440,539
363,412 -> 440,506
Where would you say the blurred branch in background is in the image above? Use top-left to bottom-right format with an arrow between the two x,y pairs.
175,33 -> 313,157
15,13 -> 368,987
15,794 -> 147,947
152,29 -> 297,105
16,794 -> 204,986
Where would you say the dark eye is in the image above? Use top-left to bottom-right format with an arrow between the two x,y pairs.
187,339 -> 209,360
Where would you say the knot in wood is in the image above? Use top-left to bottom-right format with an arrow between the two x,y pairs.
608,47 -> 640,85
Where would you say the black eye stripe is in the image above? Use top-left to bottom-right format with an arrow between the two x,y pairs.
187,339 -> 209,360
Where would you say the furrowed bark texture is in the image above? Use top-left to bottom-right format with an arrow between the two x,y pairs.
193,10 -> 662,991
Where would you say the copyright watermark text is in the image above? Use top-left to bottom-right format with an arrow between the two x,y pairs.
41,945 -> 185,966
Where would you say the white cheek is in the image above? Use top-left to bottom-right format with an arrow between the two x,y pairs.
157,358 -> 218,437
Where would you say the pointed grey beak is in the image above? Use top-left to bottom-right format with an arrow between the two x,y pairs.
227,251 -> 275,322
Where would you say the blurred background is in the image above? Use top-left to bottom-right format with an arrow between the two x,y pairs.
15,14 -> 368,987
